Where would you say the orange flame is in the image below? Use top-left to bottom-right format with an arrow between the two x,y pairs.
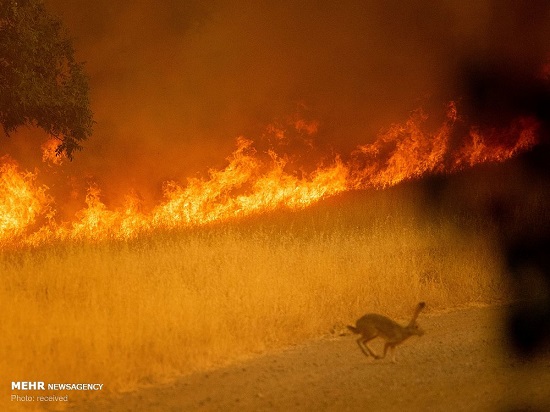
0,102 -> 540,249
41,138 -> 66,166
0,157 -> 52,243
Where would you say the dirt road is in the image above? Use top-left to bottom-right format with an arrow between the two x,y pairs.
74,305 -> 550,411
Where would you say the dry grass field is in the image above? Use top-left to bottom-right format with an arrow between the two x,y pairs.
1,177 -> 510,409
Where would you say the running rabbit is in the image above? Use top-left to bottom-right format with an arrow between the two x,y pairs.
347,302 -> 426,362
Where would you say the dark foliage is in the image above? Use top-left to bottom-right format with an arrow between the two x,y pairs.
0,0 -> 93,158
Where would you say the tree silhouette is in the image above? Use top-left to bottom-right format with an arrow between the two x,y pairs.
0,0 -> 93,159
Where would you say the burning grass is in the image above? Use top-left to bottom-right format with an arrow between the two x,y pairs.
0,103 -> 539,249
0,184 -> 506,408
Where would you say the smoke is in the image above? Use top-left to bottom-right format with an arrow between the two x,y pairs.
5,0 -> 549,212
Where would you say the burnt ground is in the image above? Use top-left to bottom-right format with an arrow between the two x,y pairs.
71,305 -> 550,412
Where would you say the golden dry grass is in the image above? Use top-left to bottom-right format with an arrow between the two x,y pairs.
1,184 -> 506,409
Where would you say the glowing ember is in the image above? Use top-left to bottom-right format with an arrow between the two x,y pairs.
0,103 -> 540,249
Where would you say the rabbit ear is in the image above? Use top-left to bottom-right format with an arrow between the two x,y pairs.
409,302 -> 426,324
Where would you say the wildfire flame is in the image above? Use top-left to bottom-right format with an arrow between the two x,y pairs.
42,138 -> 66,166
0,157 -> 52,242
0,102 -> 539,249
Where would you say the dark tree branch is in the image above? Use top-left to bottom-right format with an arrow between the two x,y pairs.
0,0 -> 93,159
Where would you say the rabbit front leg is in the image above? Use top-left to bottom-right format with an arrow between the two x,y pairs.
382,342 -> 397,363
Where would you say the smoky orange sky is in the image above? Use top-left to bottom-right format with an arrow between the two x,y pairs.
4,0 -> 550,213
